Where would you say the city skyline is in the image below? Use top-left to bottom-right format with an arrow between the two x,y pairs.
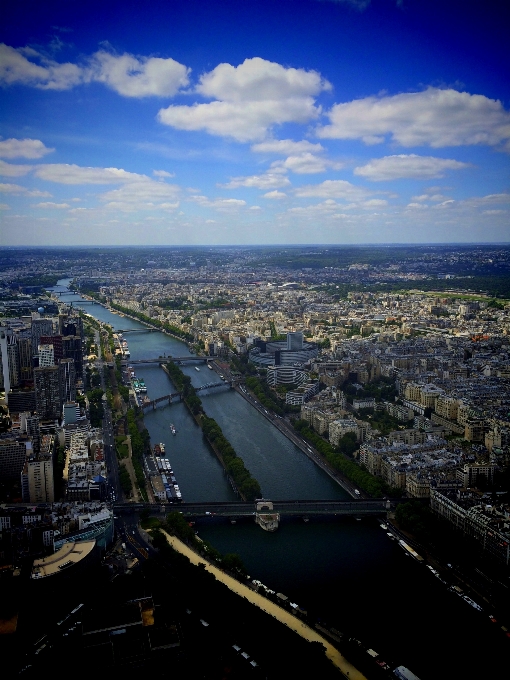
1,0 -> 509,246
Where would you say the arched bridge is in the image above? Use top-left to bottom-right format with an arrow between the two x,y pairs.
113,499 -> 392,516
141,380 -> 232,409
126,356 -> 210,365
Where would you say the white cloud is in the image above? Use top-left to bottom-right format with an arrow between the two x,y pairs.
153,170 -> 175,178
0,43 -> 86,90
100,179 -> 181,210
251,139 -> 324,155
0,160 -> 34,177
158,57 -> 330,142
0,43 -> 189,98
34,164 -> 146,184
318,87 -> 510,149
271,153 -> 343,174
483,209 -> 507,215
354,154 -> 470,181
0,138 -> 54,159
33,201 -> 70,209
406,202 -> 428,209
221,173 -> 291,190
249,205 -> 262,210
0,203 -> 10,210
362,199 -> 388,208
89,50 -> 190,97
189,195 -> 247,210
0,182 -> 51,197
264,190 -> 287,199
412,192 -> 450,202
294,179 -> 371,200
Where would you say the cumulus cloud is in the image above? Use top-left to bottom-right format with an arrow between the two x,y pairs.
33,201 -> 70,209
0,160 -> 33,177
0,182 -> 51,197
0,43 -> 189,97
89,50 -> 190,97
251,139 -> 324,155
318,88 -> 510,149
271,153 -> 343,175
264,190 -> 287,199
221,173 -> 291,190
34,164 -> 146,184
100,179 -> 181,210
294,179 -> 371,200
354,154 -> 470,181
0,43 -> 86,90
158,57 -> 330,142
0,138 -> 54,159
153,169 -> 175,178
189,195 -> 247,210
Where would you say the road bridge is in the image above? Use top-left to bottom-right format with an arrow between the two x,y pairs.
141,381 -> 232,409
126,356 -> 210,364
113,499 -> 392,516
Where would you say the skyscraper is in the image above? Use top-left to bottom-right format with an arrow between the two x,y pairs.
31,318 -> 54,354
59,358 -> 76,404
62,335 -> 83,377
34,365 -> 61,420
38,343 -> 55,367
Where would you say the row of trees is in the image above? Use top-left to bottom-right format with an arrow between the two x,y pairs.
292,419 -> 399,497
201,415 -> 262,501
245,376 -> 300,415
165,361 -> 203,414
110,302 -> 194,342
164,361 -> 261,500
154,511 -> 248,579
126,408 -> 148,496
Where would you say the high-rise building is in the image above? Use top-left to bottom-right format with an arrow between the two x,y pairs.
59,314 -> 83,338
0,436 -> 31,480
22,457 -> 54,503
20,412 -> 41,455
40,335 -> 63,363
38,343 -> 55,367
286,332 -> 304,351
31,318 -> 54,354
59,358 -> 76,404
17,336 -> 33,382
62,335 -> 83,377
34,366 -> 61,420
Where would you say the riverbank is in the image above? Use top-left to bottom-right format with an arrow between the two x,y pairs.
160,528 -> 365,680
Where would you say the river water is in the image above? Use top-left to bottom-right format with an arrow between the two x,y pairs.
53,280 -> 508,680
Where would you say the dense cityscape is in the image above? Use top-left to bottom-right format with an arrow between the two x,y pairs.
2,0 -> 509,677
0,244 -> 509,678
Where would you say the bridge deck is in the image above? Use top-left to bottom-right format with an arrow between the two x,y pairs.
114,499 -> 391,515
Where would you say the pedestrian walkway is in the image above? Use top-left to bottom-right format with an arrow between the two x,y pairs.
161,529 -> 366,679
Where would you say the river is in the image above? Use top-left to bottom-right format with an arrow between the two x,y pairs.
52,279 -> 508,680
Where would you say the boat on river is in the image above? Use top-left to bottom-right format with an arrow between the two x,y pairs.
170,424 -> 176,435
195,366 -> 200,371
255,513 -> 280,532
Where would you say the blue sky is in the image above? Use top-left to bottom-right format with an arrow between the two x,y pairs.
1,0 -> 509,246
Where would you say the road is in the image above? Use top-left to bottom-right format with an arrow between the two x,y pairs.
93,327 -> 122,503
233,383 -> 362,499
159,528 -> 367,680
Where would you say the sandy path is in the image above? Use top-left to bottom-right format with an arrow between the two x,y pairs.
160,529 -> 366,679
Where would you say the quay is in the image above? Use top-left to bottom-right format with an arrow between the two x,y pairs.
160,529 -> 367,679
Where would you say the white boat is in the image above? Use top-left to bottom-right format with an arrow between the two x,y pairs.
195,366 -> 200,371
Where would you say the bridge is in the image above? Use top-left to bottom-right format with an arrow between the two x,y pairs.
126,356 -> 210,365
113,499 -> 392,517
141,381 -> 231,409
54,290 -> 79,295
